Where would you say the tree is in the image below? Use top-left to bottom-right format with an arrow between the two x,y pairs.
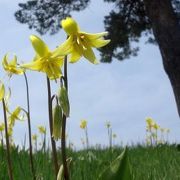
15,0 -> 180,116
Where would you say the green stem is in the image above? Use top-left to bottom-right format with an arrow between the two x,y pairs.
61,56 -> 70,180
46,77 -> 59,176
2,99 -> 14,180
24,72 -> 36,180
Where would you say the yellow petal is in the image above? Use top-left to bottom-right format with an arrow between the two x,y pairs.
89,39 -> 110,48
21,60 -> 43,71
69,43 -> 82,63
82,31 -> 108,39
82,47 -> 98,64
2,54 -> 9,68
30,35 -> 50,57
0,82 -> 5,101
61,17 -> 79,35
52,36 -> 73,58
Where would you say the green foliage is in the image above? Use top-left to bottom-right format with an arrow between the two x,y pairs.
98,148 -> 132,180
1,144 -> 180,179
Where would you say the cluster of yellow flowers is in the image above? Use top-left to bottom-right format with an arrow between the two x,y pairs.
146,117 -> 170,146
1,17 -> 110,81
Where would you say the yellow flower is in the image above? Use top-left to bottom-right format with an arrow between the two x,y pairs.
146,117 -> 155,128
0,123 -> 5,132
38,126 -> 46,134
8,106 -> 23,127
61,17 -> 110,64
0,82 -> 5,101
2,54 -> 24,77
80,120 -> 87,129
153,123 -> 159,130
32,134 -> 38,141
22,35 -> 70,80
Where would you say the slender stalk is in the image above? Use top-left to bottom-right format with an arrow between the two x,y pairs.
85,127 -> 89,149
24,72 -> 36,180
46,77 -> 59,176
2,99 -> 13,180
61,56 -> 70,180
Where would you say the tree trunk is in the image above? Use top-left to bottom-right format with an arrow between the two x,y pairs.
143,0 -> 180,116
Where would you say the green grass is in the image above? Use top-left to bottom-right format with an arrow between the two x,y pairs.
1,144 -> 180,179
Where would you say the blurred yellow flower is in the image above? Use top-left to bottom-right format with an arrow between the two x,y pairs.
32,134 -> 38,141
8,106 -> 23,127
80,120 -> 87,129
153,123 -> 159,130
38,126 -> 46,134
146,117 -> 155,128
0,123 -> 5,132
61,17 -> 110,64
2,54 -> 24,77
22,35 -> 70,80
0,82 -> 5,101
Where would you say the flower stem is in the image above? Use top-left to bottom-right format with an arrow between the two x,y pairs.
2,99 -> 14,180
24,72 -> 36,180
46,77 -> 59,176
61,56 -> 70,180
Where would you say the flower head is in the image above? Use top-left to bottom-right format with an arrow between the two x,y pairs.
61,17 -> 110,64
32,134 -> 38,141
21,35 -> 70,80
38,126 -> 46,134
2,54 -> 24,77
80,119 -> 87,129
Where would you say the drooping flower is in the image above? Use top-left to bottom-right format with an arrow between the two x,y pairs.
61,17 -> 110,64
80,120 -> 87,129
2,54 -> 24,77
7,106 -> 24,127
21,35 -> 70,80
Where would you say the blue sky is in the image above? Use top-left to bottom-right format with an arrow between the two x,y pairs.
0,0 -> 180,148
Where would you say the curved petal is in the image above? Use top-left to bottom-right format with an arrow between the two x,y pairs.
82,31 -> 108,40
2,54 -> 9,69
82,47 -> 98,64
88,39 -> 110,48
69,43 -> 82,63
21,60 -> 43,71
30,35 -> 50,57
52,36 -> 73,58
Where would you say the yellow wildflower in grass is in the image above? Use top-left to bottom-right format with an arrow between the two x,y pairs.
0,123 -> 5,132
153,123 -> 159,130
80,120 -> 87,129
22,35 -> 70,80
61,17 -> 110,64
32,134 -> 38,141
8,106 -> 23,127
2,54 -> 24,77
146,117 -> 155,128
38,126 -> 46,134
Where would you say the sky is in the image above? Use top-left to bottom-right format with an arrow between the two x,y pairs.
0,0 -> 180,149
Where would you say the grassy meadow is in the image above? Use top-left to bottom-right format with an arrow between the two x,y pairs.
1,144 -> 180,180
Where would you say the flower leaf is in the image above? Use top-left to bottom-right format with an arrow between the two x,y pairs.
98,147 -> 132,180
